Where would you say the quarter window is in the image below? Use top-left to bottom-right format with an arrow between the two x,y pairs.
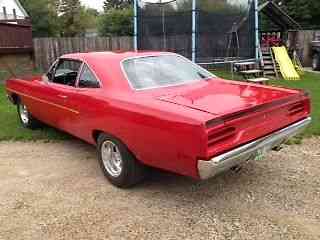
78,64 -> 100,88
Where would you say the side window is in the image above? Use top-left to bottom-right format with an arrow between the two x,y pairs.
52,59 -> 82,86
78,64 -> 100,88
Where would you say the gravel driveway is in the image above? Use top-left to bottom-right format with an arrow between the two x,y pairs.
0,138 -> 320,240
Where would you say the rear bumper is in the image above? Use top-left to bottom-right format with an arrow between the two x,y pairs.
198,117 -> 312,180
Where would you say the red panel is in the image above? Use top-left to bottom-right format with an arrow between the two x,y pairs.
4,52 -> 312,179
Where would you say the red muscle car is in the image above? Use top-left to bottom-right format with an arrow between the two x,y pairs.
5,52 -> 311,188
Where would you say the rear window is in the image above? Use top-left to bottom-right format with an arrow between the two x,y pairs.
122,55 -> 215,90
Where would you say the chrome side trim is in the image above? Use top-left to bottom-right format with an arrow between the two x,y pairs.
198,117 -> 312,180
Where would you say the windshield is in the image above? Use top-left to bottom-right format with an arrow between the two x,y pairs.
122,55 -> 215,90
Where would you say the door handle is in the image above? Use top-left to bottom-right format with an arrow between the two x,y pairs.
58,95 -> 68,99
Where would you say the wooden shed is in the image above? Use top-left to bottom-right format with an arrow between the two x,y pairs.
0,0 -> 33,79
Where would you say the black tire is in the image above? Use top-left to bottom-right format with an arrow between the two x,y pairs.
312,53 -> 320,71
17,98 -> 41,129
97,133 -> 146,188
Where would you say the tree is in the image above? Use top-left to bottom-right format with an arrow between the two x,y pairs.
86,8 -> 100,18
98,8 -> 133,36
59,0 -> 83,37
79,7 -> 99,31
282,0 -> 320,28
19,0 -> 60,37
103,0 -> 132,12
263,0 -> 320,28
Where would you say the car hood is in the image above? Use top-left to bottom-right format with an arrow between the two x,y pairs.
156,79 -> 296,116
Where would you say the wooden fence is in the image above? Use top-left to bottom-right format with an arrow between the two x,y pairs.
288,30 -> 320,67
33,37 -> 133,71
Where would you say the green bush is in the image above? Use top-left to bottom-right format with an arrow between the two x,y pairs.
98,8 -> 133,37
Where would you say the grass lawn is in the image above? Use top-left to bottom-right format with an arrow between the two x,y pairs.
0,70 -> 319,141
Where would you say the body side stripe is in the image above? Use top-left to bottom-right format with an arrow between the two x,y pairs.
7,88 -> 80,114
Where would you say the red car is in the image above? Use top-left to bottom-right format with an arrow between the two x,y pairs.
5,52 -> 311,188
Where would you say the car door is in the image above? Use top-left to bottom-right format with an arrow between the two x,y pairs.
61,63 -> 104,140
43,58 -> 83,132
23,60 -> 64,127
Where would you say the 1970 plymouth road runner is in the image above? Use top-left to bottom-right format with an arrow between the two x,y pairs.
6,52 -> 311,188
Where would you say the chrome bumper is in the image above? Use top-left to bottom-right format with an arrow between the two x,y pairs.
198,117 -> 312,180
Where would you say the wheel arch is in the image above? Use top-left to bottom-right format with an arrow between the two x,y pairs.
9,93 -> 20,105
91,129 -> 147,164
92,129 -> 131,150
92,129 -> 104,144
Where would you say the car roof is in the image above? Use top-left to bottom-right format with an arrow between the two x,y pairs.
59,51 -> 178,91
61,51 -> 170,62
58,51 -> 175,92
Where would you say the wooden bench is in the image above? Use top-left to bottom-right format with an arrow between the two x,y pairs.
240,69 -> 263,75
246,77 -> 270,85
234,62 -> 257,67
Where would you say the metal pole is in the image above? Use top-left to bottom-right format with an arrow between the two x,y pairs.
161,5 -> 167,50
255,0 -> 260,60
133,0 -> 138,51
192,0 -> 196,62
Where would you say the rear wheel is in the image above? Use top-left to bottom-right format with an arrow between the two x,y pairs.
97,133 -> 146,188
312,53 -> 320,71
17,98 -> 41,129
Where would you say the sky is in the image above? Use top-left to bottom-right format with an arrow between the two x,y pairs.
79,0 -> 251,11
80,0 -> 104,11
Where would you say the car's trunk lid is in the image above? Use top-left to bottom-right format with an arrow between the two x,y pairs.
156,79 -> 310,158
157,79 -> 298,116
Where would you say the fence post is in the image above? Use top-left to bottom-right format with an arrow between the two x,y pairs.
133,0 -> 138,51
255,0 -> 260,60
192,0 -> 197,62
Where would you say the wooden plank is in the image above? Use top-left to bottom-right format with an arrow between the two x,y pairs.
234,62 -> 256,66
32,36 -> 135,71
247,77 -> 270,82
240,69 -> 263,74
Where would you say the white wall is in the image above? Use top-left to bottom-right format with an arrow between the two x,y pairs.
0,0 -> 26,19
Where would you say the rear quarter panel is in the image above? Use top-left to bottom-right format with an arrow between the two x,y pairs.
88,96 -> 209,178
5,76 -> 208,178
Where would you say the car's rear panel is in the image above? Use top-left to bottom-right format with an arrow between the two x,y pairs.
203,93 -> 310,159
153,79 -> 311,162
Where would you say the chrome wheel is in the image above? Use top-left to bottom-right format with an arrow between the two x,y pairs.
19,103 -> 29,124
101,141 -> 123,177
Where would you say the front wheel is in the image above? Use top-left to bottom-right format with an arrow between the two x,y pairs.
312,53 -> 320,71
97,133 -> 147,188
17,98 -> 41,129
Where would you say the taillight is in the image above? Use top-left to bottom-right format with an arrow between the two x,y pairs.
288,98 -> 310,117
207,126 -> 236,147
288,102 -> 305,116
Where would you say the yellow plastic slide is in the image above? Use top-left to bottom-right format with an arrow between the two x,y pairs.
272,46 -> 300,80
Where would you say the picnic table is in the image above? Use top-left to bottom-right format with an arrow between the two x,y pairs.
234,62 -> 270,85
